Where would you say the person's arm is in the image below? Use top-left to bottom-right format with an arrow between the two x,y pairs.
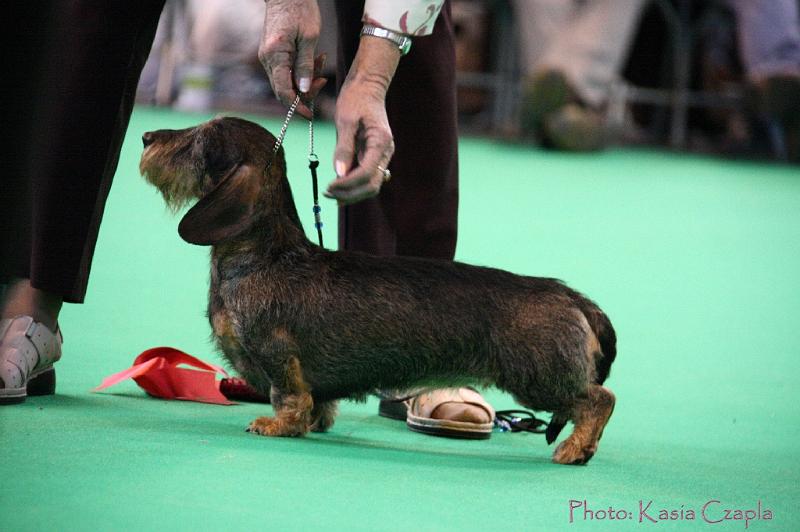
258,0 -> 444,116
324,1 -> 445,204
259,0 -> 445,204
323,35 -> 400,204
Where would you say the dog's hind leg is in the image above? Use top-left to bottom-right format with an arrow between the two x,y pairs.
309,400 -> 339,432
552,384 -> 615,465
248,356 -> 313,437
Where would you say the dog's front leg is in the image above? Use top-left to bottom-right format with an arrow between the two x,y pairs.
247,354 -> 313,437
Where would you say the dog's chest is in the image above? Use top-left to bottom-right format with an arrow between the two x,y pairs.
208,256 -> 251,357
208,255 -> 298,343
209,306 -> 244,358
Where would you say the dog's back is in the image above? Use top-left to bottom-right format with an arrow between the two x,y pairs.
232,248 -> 613,406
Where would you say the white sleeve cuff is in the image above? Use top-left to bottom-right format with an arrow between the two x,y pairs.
363,0 -> 445,36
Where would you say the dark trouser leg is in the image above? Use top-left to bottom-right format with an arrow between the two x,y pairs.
0,0 -> 165,303
1,4 -> 50,292
334,1 -> 459,260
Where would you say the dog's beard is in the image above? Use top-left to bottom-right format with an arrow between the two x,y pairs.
140,149 -> 201,212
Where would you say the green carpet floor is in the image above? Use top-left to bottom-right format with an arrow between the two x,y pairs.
2,106 -> 799,531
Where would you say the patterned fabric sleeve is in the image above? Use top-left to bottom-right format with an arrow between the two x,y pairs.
363,0 -> 445,36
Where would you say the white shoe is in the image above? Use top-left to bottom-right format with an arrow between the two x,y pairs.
0,316 -> 62,404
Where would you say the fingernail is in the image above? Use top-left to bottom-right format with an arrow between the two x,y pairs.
298,77 -> 311,93
335,160 -> 347,177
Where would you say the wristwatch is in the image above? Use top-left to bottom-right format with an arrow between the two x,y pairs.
360,24 -> 412,56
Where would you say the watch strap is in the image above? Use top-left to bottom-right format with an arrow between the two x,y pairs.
360,24 -> 412,56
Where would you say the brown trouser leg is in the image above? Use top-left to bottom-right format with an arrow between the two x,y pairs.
334,1 -> 459,260
0,0 -> 165,303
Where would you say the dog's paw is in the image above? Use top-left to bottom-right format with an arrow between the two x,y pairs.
552,437 -> 596,465
246,416 -> 306,437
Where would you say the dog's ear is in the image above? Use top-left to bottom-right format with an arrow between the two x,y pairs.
178,163 -> 260,246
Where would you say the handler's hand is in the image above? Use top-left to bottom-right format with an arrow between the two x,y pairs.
325,36 -> 401,205
259,0 -> 325,119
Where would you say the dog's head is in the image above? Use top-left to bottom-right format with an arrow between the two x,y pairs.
140,117 -> 286,245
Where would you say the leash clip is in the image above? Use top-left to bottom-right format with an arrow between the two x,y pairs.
307,101 -> 324,248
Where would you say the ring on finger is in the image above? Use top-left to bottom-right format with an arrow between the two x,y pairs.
377,165 -> 391,182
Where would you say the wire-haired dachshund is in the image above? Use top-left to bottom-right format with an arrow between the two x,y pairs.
139,116 -> 617,465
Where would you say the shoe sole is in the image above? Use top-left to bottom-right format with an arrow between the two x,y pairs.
378,399 -> 408,421
542,104 -> 607,152
406,411 -> 493,440
0,367 -> 56,405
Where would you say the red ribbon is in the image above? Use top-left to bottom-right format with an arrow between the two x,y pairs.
93,347 -> 235,405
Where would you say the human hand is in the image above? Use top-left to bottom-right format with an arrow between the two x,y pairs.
325,36 -> 401,205
259,0 -> 326,119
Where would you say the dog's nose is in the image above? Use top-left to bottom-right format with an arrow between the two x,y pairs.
142,132 -> 155,147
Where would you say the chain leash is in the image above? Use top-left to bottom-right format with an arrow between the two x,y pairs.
266,95 -> 324,247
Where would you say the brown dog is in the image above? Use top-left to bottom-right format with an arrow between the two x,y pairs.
139,117 -> 617,465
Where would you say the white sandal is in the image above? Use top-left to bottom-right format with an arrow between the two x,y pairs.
0,316 -> 63,404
